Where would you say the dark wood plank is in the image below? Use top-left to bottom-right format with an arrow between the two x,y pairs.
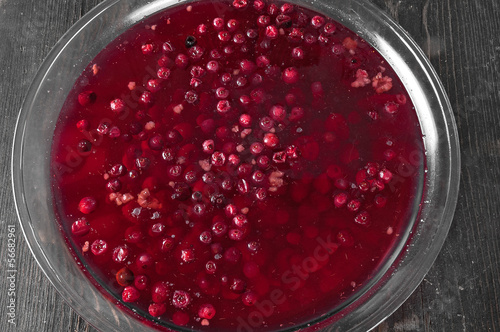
0,0 -> 499,331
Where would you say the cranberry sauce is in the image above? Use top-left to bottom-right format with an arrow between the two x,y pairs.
51,0 -> 424,330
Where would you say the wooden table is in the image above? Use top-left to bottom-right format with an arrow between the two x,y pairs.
0,0 -> 498,331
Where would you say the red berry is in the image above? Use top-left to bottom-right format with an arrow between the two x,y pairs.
282,67 -> 299,84
78,91 -> 96,106
71,218 -> 90,236
354,211 -> 370,226
116,267 -> 134,286
91,239 -> 107,255
263,133 -> 279,148
198,304 -> 216,319
152,281 -> 170,303
122,286 -> 140,302
172,290 -> 191,308
78,196 -> 96,214
149,303 -> 167,317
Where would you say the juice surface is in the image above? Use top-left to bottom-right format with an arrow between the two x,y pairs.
51,1 -> 425,330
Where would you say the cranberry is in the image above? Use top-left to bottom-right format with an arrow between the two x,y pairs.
97,121 -> 110,135
213,193 -> 229,208
188,45 -> 205,60
228,154 -> 241,166
233,0 -> 248,8
218,30 -> 231,43
384,102 -> 399,114
136,253 -> 153,270
288,28 -> 304,42
166,129 -> 182,144
269,105 -> 287,122
202,139 -> 215,154
249,142 -> 263,155
141,43 -> 154,54
206,260 -> 217,274
253,0 -> 265,11
247,241 -> 259,252
311,15 -> 325,28
379,169 -> 393,183
148,134 -> 164,150
305,33 -> 317,44
175,53 -> 189,68
267,3 -> 279,15
108,164 -> 127,177
212,221 -> 228,237
71,218 -> 90,236
211,151 -> 226,166
273,151 -> 287,163
199,231 -> 212,244
172,311 -> 189,326
106,179 -> 122,192
78,196 -> 96,214
292,47 -> 304,59
265,25 -> 278,39
172,182 -> 191,201
246,29 -> 258,39
232,214 -> 248,227
282,67 -> 300,84
257,155 -> 270,169
374,194 -> 387,208
255,188 -> 267,201
91,239 -> 107,255
122,286 -> 140,303
206,60 -> 220,73
160,238 -> 174,253
229,228 -> 246,241
172,290 -> 191,308
76,119 -> 89,132
161,148 -> 175,162
215,87 -> 229,99
150,223 -> 166,237
135,157 -> 150,170
134,274 -> 149,290
151,281 -> 170,303
157,67 -> 171,80
112,245 -> 129,262
257,15 -> 271,27
323,22 -> 336,34
116,267 -> 134,286
149,303 -> 167,317
354,211 -> 371,226
263,133 -> 279,148
252,171 -> 265,184
239,114 -> 252,127
198,304 -> 216,319
242,291 -> 258,306
347,199 -> 361,212
229,278 -> 246,294
224,247 -> 241,263
333,192 -> 348,208
78,91 -> 97,106
217,100 -> 231,114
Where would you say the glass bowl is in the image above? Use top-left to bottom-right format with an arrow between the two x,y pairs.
12,0 -> 460,331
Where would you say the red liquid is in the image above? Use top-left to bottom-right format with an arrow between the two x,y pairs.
51,1 -> 424,330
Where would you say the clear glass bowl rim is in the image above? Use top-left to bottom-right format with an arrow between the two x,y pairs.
12,0 -> 460,331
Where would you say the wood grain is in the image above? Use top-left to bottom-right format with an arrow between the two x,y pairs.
1,0 -> 499,331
